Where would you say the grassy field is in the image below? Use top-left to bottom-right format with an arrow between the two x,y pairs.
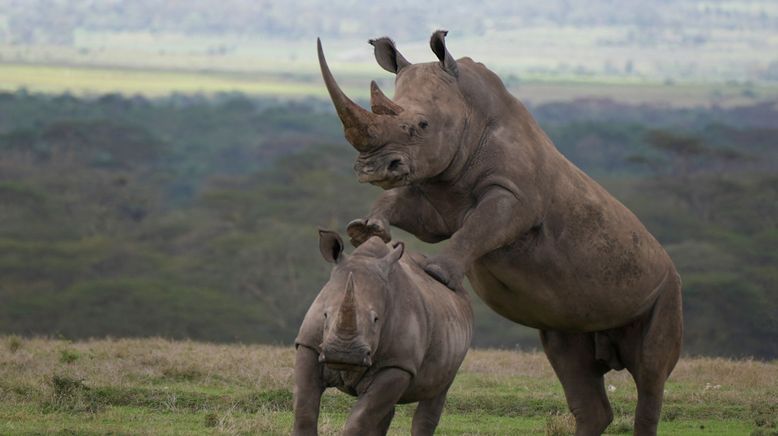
2,62 -> 778,107
0,63 -> 332,99
1,337 -> 775,435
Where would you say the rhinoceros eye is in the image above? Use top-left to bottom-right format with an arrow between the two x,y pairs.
402,123 -> 418,138
418,120 -> 429,129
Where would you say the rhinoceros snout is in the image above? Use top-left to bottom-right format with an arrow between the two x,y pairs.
354,155 -> 410,188
319,341 -> 372,370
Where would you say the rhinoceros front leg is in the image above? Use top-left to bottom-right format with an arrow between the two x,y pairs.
348,186 -> 449,247
411,383 -> 452,436
342,368 -> 411,436
424,185 -> 535,290
292,345 -> 325,436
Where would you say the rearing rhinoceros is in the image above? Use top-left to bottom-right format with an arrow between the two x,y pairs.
317,31 -> 683,436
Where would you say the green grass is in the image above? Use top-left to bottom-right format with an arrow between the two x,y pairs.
0,63 -> 332,98
1,337 -> 776,435
2,62 -> 777,107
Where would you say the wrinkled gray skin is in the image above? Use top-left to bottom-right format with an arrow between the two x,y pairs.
318,31 -> 683,436
293,231 -> 472,436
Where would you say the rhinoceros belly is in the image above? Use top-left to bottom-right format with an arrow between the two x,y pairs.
469,215 -> 673,332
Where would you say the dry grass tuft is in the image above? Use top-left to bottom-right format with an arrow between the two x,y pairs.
42,374 -> 101,413
6,335 -> 22,353
607,415 -> 634,433
58,348 -> 80,364
545,412 -> 575,436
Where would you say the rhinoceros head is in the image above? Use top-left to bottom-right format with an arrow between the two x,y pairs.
316,230 -> 404,371
318,30 -> 468,189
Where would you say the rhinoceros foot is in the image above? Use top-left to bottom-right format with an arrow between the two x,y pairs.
347,217 -> 391,247
423,255 -> 466,292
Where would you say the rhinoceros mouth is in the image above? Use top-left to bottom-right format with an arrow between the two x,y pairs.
319,348 -> 372,371
323,361 -> 371,372
359,173 -> 411,189
355,157 -> 412,189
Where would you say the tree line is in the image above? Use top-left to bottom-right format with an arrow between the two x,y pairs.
0,91 -> 775,358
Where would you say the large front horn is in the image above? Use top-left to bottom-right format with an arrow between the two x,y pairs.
318,38 -> 382,151
335,273 -> 358,337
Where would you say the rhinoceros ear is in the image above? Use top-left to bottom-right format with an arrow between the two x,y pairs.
384,241 -> 404,265
377,241 -> 403,277
430,30 -> 458,78
369,37 -> 411,74
319,229 -> 344,263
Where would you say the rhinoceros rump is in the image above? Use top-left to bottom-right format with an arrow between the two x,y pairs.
319,32 -> 683,436
293,231 -> 473,436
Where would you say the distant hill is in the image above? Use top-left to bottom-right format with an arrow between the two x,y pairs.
1,0 -> 777,83
2,0 -> 776,42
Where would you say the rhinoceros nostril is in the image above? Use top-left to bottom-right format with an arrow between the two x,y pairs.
388,159 -> 402,172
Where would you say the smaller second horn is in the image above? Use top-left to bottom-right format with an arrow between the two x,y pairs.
370,81 -> 404,116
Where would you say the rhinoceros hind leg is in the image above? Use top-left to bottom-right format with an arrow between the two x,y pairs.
411,383 -> 451,435
540,330 -> 613,436
615,273 -> 683,436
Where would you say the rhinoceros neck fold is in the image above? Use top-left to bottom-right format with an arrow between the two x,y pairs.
431,117 -> 491,185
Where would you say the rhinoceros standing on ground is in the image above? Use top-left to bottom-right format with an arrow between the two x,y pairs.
317,31 -> 683,436
293,230 -> 473,436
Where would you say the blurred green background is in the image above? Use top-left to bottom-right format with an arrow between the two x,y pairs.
0,1 -> 775,358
